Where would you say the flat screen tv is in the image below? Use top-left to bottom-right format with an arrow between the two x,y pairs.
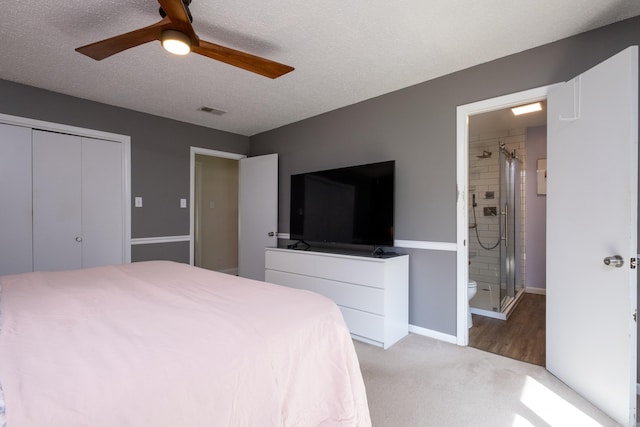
290,160 -> 395,247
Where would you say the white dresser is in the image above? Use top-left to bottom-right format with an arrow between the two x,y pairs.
265,248 -> 409,349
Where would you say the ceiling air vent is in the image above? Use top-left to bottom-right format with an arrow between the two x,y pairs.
198,106 -> 226,116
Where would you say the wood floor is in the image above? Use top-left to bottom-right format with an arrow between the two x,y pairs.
469,293 -> 546,366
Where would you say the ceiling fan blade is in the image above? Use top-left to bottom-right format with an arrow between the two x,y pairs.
157,0 -> 197,40
192,40 -> 294,79
76,18 -> 172,60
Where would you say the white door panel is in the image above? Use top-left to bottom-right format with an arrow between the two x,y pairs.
32,130 -> 83,271
238,154 -> 278,280
547,46 -> 637,426
82,138 -> 124,267
0,124 -> 33,275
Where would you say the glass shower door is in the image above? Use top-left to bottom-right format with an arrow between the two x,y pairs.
499,153 -> 521,310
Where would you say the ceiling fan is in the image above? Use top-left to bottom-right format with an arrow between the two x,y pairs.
75,0 -> 294,79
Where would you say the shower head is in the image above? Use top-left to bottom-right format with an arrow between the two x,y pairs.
477,150 -> 492,159
499,144 -> 521,162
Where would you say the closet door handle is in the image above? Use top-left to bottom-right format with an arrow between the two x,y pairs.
75,237 -> 83,243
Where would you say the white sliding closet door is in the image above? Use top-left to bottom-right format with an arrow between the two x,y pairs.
0,124 -> 33,275
82,138 -> 124,268
32,130 -> 83,271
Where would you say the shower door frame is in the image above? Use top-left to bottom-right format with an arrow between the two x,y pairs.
500,150 -> 515,308
499,147 -> 525,312
455,84 -> 559,345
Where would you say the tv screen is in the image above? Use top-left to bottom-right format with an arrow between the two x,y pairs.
290,161 -> 395,247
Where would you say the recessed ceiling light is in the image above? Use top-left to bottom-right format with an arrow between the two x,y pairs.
511,102 -> 542,116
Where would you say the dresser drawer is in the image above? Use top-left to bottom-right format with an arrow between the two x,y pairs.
266,269 -> 385,315
265,249 -> 387,288
339,306 -> 384,343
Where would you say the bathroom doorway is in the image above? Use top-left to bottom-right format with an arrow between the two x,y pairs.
456,85 -> 556,345
464,99 -> 547,364
456,86 -> 553,343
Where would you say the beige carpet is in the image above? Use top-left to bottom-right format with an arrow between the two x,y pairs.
354,334 -> 620,427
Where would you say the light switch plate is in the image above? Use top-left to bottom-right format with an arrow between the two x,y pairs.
135,197 -> 143,207
180,198 -> 187,208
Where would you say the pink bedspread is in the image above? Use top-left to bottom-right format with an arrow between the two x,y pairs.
0,261 -> 370,426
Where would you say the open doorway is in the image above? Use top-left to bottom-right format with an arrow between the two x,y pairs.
189,147 -> 245,272
194,155 -> 239,273
455,84 -> 558,348
189,149 -> 278,280
466,103 -> 547,366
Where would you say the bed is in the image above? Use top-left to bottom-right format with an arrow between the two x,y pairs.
0,261 -> 371,426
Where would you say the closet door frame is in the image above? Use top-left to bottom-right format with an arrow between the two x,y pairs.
0,113 -> 132,264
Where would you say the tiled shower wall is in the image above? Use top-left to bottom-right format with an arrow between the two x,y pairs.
468,128 -> 526,294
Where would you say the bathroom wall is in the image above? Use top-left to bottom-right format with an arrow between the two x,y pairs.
524,126 -> 547,291
468,128 -> 526,309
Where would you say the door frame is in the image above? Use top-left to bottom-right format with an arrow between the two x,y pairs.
455,85 -> 559,345
0,112 -> 132,264
189,147 -> 246,265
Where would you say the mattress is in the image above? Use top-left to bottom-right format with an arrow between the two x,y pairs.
0,261 -> 370,426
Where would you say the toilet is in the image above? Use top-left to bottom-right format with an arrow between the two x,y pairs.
467,280 -> 478,328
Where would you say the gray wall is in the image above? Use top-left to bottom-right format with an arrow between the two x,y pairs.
0,80 -> 249,261
525,125 -> 547,290
249,16 -> 640,335
131,242 -> 190,264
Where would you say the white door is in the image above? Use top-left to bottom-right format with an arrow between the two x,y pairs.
32,130 -> 83,271
547,46 -> 637,426
0,124 -> 33,275
238,154 -> 278,280
81,137 -> 124,268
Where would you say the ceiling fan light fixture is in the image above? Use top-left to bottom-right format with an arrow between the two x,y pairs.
75,0 -> 294,77
162,30 -> 191,55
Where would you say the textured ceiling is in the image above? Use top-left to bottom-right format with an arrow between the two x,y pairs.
1,0 -> 639,136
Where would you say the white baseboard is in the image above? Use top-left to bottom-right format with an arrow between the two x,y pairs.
525,287 -> 546,295
409,324 -> 457,344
